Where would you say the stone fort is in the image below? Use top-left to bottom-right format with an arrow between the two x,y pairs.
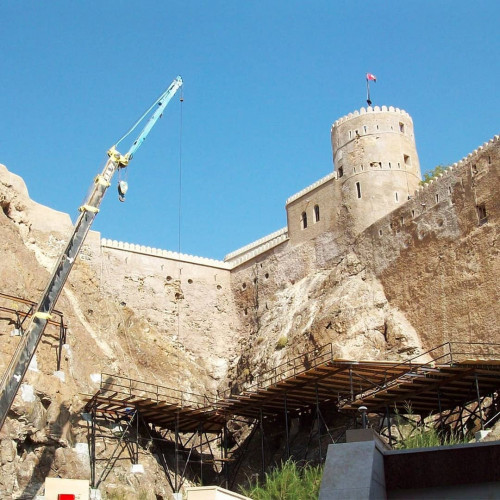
86,103 -> 498,385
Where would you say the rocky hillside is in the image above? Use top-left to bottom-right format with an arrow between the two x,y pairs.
0,135 -> 498,499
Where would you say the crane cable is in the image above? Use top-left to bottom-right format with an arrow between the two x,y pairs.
115,93 -> 166,150
176,87 -> 184,387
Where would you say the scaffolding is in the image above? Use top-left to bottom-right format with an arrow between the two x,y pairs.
0,292 -> 67,372
84,341 -> 500,492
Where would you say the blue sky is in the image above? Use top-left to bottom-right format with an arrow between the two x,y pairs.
1,1 -> 499,259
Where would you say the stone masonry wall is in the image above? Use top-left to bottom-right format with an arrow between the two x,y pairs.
355,135 -> 499,350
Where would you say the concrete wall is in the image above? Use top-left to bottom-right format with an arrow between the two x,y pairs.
319,436 -> 500,500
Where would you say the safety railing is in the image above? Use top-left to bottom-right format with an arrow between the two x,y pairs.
99,373 -> 216,410
222,340 -> 500,401
341,341 -> 500,405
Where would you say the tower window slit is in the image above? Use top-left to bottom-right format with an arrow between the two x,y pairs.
314,205 -> 320,222
356,182 -> 361,199
301,211 -> 308,229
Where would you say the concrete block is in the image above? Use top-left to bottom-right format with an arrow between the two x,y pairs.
475,430 -> 491,442
319,441 -> 387,499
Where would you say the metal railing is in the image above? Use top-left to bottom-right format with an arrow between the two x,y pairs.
341,341 -> 500,405
99,373 -> 216,410
223,341 -> 500,401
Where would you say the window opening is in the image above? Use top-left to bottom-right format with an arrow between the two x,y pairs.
477,204 -> 487,225
379,229 -> 383,236
435,194 -> 439,203
472,164 -> 478,175
398,162 -> 401,169
349,130 -> 352,139
353,167 -> 356,173
448,186 -> 452,194
314,205 -> 320,222
301,211 -> 308,229
363,126 -> 367,133
412,209 -> 415,218
361,165 -> 364,171
356,182 -> 361,199
338,166 -> 344,178
399,122 -> 405,133
400,216 -> 405,224
389,162 -> 392,169
404,155 -> 411,166
395,192 -> 399,202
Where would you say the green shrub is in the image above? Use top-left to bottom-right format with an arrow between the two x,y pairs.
394,404 -> 466,449
275,337 -> 288,350
420,165 -> 448,185
240,460 -> 323,500
396,425 -> 464,449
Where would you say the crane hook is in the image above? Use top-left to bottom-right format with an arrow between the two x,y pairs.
118,180 -> 128,202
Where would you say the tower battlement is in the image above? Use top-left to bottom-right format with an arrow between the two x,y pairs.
332,105 -> 411,128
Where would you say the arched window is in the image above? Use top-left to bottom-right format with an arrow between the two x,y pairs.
314,205 -> 320,222
301,211 -> 308,229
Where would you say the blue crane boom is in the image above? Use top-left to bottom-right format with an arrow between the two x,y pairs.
0,76 -> 183,429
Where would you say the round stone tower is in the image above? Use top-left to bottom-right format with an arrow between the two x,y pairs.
331,106 -> 421,235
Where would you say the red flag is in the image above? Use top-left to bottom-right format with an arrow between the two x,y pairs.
366,73 -> 377,82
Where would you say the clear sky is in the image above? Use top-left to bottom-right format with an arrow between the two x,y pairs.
1,1 -> 499,259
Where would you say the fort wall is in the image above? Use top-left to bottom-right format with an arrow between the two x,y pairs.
225,134 -> 498,359
285,173 -> 339,244
354,135 -> 499,349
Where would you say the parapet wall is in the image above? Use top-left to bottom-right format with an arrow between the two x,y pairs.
101,238 -> 230,270
223,228 -> 289,268
332,105 -> 411,128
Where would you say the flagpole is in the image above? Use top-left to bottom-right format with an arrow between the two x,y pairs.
366,79 -> 372,107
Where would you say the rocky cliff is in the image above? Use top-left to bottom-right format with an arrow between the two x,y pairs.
0,134 -> 498,499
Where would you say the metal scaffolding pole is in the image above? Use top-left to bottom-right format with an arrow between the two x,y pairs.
284,393 -> 290,460
386,405 -> 392,447
175,413 -> 179,493
315,384 -> 322,462
260,408 -> 265,479
90,399 -> 97,488
474,372 -> 484,430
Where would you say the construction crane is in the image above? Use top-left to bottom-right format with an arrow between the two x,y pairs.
0,76 -> 183,429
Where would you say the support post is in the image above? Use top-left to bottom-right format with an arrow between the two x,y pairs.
90,398 -> 97,488
260,408 -> 265,479
437,389 -> 443,430
474,372 -> 484,430
198,427 -> 203,486
223,422 -> 229,490
175,413 -> 179,493
135,408 -> 140,464
315,384 -> 322,462
349,367 -> 354,401
284,393 -> 290,460
386,406 -> 392,447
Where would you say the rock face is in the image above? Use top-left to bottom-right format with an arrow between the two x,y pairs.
0,133 -> 498,498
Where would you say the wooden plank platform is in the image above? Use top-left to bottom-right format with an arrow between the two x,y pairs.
83,343 -> 500,434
